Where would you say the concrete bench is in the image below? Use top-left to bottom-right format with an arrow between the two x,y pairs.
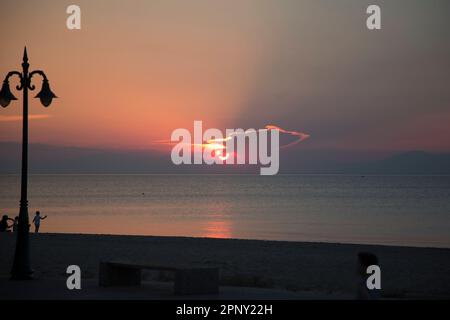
99,261 -> 219,295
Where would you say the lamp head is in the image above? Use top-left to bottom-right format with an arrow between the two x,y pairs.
0,80 -> 17,107
35,79 -> 57,107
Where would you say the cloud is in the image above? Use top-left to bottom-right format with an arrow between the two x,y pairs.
0,114 -> 52,122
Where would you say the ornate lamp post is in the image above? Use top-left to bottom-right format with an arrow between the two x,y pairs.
0,47 -> 57,280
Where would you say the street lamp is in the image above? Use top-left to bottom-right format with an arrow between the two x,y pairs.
0,47 -> 57,280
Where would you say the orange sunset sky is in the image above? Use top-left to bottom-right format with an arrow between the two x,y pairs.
1,0 -> 450,155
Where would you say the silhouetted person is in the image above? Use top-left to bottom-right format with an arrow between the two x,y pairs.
0,215 -> 14,232
356,252 -> 380,300
12,216 -> 19,232
32,211 -> 47,233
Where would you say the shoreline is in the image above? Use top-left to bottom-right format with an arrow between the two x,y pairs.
1,232 -> 450,299
13,231 -> 450,250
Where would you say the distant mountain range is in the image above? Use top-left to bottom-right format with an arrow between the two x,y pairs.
347,151 -> 450,175
0,142 -> 449,174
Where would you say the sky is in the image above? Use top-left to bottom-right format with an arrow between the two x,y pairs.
1,0 -> 450,163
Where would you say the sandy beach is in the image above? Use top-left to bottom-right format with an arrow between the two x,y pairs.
1,233 -> 449,299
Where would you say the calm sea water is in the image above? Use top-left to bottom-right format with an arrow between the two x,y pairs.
1,174 -> 449,247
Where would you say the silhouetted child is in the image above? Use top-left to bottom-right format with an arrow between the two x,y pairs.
0,215 -> 13,232
13,216 -> 19,232
32,211 -> 47,233
356,252 -> 380,300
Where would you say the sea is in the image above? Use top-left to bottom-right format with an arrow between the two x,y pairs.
1,174 -> 449,248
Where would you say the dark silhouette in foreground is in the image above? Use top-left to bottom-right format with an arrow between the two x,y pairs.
12,216 -> 19,232
99,261 -> 219,295
356,252 -> 380,300
0,215 -> 14,232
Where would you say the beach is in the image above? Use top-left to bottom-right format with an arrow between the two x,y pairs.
1,233 -> 449,299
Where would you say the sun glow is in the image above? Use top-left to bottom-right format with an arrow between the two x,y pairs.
201,125 -> 310,161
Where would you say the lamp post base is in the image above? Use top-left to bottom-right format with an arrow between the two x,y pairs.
10,253 -> 34,280
10,205 -> 33,281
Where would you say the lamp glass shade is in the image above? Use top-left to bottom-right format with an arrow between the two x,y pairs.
0,80 -> 17,107
35,80 -> 57,107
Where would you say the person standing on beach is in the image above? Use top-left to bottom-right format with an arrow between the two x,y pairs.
32,211 -> 47,233
356,252 -> 380,300
0,215 -> 14,232
12,216 -> 19,232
